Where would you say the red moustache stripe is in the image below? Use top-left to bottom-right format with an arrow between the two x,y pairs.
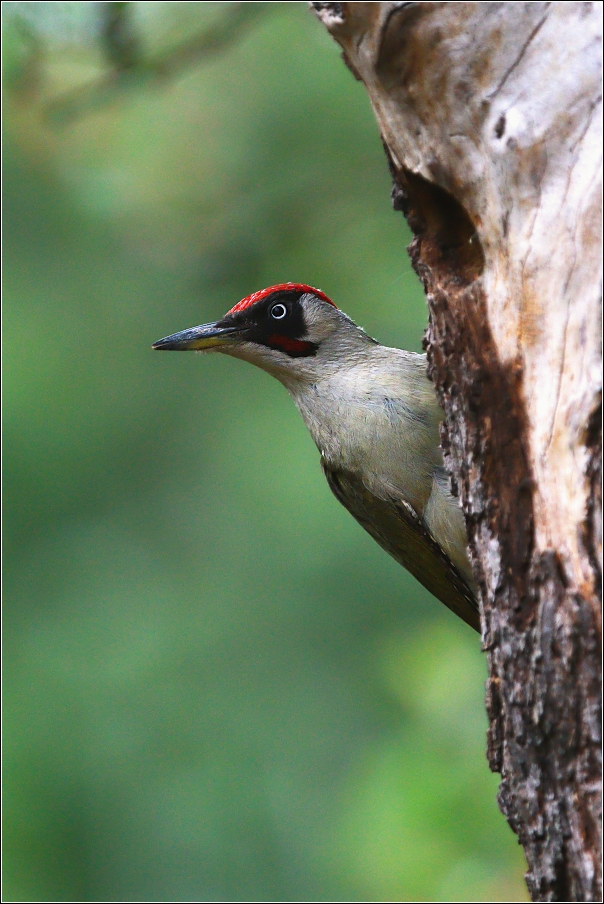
267,334 -> 314,354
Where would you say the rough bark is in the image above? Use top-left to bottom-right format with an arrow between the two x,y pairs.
311,3 -> 602,901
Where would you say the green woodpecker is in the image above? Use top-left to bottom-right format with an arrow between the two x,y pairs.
153,284 -> 480,632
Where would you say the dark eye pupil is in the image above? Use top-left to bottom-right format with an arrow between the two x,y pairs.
271,304 -> 287,320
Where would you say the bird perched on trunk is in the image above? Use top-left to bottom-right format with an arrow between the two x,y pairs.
153,284 -> 480,633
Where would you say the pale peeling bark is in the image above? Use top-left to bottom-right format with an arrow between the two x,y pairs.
311,2 -> 602,901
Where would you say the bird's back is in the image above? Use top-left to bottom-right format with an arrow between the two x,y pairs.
322,461 -> 480,632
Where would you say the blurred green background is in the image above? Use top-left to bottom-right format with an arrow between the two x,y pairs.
3,3 -> 528,901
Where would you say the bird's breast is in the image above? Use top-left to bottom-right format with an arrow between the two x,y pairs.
290,376 -> 439,515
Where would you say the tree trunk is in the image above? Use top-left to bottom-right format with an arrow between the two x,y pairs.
311,3 -> 602,900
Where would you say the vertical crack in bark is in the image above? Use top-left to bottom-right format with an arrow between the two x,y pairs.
487,6 -> 551,98
583,397 -> 603,598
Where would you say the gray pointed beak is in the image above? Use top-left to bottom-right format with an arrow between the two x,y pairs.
152,321 -> 242,351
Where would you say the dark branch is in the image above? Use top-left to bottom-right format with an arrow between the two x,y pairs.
44,1 -> 270,127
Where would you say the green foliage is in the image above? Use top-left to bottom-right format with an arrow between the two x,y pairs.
3,3 -> 528,900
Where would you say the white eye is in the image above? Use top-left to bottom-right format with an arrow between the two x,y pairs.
270,303 -> 287,320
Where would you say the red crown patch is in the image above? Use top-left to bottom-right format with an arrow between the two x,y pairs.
227,283 -> 336,315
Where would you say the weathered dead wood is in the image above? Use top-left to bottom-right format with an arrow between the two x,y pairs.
311,2 -> 602,900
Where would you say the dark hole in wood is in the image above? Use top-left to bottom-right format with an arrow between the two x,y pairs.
390,163 -> 485,287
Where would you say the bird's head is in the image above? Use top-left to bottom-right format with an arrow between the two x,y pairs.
153,283 -> 376,384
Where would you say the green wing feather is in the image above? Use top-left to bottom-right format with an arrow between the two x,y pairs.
322,462 -> 481,633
